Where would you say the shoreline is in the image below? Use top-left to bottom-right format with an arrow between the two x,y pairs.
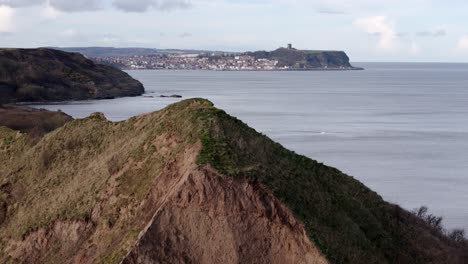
121,67 -> 365,71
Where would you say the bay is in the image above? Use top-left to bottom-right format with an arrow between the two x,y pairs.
30,62 -> 468,230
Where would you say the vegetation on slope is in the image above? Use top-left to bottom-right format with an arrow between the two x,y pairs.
246,48 -> 357,69
0,48 -> 144,103
0,105 -> 73,134
0,100 -> 209,263
0,99 -> 466,263
191,99 -> 468,263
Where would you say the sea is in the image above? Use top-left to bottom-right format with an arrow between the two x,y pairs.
30,63 -> 468,230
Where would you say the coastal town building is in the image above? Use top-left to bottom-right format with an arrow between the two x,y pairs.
93,53 -> 283,71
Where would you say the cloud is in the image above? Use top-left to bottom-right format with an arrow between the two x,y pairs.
48,0 -> 102,12
99,34 -> 122,43
0,0 -> 102,12
41,3 -> 62,18
354,16 -> 397,50
456,35 -> 468,52
0,0 -> 43,8
409,41 -> 420,55
417,28 -> 446,37
60,28 -> 78,37
112,0 -> 191,12
0,5 -> 14,33
0,0 -> 191,12
178,32 -> 192,38
316,8 -> 346,15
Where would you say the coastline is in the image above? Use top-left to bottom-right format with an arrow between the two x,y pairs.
119,67 -> 364,71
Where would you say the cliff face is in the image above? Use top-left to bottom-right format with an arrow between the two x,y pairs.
0,48 -> 144,103
248,48 -> 359,69
0,99 -> 466,263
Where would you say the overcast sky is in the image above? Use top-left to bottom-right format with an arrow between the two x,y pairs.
1,0 -> 468,62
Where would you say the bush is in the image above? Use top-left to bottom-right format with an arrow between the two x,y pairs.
415,206 -> 428,218
413,206 -> 466,243
449,229 -> 466,243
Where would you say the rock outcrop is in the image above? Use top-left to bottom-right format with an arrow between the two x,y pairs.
0,48 -> 144,103
0,99 -> 466,263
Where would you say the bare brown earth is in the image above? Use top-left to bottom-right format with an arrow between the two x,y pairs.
123,167 -> 327,264
0,99 -> 466,263
4,143 -> 326,264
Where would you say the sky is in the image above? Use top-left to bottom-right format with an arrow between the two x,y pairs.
1,0 -> 468,62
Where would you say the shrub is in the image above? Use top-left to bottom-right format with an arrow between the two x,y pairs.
415,206 -> 428,218
449,229 -> 466,243
413,206 -> 466,243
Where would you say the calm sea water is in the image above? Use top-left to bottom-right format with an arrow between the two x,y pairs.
31,63 -> 468,230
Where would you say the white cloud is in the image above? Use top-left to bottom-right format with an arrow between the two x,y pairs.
0,0 -> 192,12
0,0 -> 102,12
99,34 -> 122,43
48,0 -> 102,12
61,28 -> 77,37
416,27 -> 446,37
178,32 -> 192,38
409,41 -> 420,55
41,3 -> 62,19
112,0 -> 191,12
354,16 -> 397,50
0,5 -> 14,33
456,35 -> 468,52
0,0 -> 43,7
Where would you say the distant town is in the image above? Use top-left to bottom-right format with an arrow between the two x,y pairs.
61,44 -> 361,71
93,53 -> 284,71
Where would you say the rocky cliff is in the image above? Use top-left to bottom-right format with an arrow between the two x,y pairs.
0,48 -> 144,103
0,99 -> 466,263
247,48 -> 360,70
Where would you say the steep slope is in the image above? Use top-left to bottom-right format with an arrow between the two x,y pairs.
0,48 -> 144,103
0,99 -> 466,263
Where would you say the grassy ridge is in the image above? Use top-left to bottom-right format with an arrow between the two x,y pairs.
0,100 -> 211,262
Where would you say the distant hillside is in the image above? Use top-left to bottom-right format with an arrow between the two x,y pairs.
0,99 -> 466,263
54,47 -> 160,57
54,47 -> 222,57
246,48 -> 360,70
0,105 -> 72,134
0,48 -> 144,103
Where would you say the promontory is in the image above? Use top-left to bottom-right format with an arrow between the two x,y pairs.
0,48 -> 144,104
